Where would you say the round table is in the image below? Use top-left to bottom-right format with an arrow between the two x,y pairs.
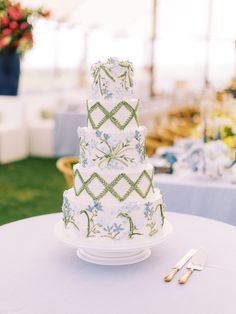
154,173 -> 236,226
0,212 -> 235,314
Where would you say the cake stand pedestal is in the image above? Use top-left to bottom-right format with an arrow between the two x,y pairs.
54,220 -> 172,266
77,248 -> 151,265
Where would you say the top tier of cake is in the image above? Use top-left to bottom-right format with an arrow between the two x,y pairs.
91,57 -> 134,101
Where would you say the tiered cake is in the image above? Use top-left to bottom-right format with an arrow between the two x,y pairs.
61,58 -> 165,241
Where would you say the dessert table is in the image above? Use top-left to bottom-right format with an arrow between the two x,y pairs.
0,212 -> 236,314
154,174 -> 236,226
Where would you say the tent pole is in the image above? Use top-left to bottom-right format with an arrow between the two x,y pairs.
234,40 -> 236,77
204,0 -> 213,90
150,0 -> 158,98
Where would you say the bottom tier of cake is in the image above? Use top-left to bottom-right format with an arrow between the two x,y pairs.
62,188 -> 165,241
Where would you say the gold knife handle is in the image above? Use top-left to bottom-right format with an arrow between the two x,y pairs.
164,267 -> 179,282
178,269 -> 193,284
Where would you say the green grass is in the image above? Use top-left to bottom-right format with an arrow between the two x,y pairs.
0,157 -> 66,225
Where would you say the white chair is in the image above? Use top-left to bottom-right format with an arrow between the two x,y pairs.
24,94 -> 58,157
0,96 -> 28,164
28,120 -> 55,157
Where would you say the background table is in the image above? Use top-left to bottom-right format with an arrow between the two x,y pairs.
155,174 -> 236,226
54,111 -> 87,156
0,212 -> 236,314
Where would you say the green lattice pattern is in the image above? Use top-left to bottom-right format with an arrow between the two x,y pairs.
73,169 -> 154,202
87,100 -> 139,130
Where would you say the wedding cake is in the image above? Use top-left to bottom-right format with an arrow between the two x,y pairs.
61,58 -> 165,241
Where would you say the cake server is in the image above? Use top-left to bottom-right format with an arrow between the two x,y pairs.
178,248 -> 207,284
164,248 -> 197,282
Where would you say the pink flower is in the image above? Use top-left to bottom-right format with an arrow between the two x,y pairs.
2,28 -> 12,36
20,22 -> 28,30
7,6 -> 22,21
1,17 -> 9,26
9,21 -> 18,30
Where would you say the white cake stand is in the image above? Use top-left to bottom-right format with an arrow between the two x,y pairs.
54,220 -> 172,265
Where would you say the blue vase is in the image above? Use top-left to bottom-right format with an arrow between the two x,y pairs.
0,49 -> 20,96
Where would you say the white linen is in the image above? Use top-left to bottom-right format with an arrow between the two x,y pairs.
155,174 -> 236,226
0,212 -> 235,314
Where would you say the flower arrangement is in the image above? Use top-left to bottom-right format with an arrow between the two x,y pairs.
0,0 -> 50,53
193,112 -> 236,149
224,77 -> 236,98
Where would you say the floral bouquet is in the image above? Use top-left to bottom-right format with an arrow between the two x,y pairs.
0,0 -> 49,53
224,77 -> 236,98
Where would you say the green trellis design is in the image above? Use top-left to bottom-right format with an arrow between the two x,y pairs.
73,169 -> 154,202
117,212 -> 142,239
87,100 -> 139,130
159,203 -> 165,226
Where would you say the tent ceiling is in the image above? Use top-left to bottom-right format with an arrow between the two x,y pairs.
18,0 -> 236,39
21,0 -> 152,35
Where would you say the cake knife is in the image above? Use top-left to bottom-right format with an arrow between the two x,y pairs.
178,248 -> 207,284
164,249 -> 197,282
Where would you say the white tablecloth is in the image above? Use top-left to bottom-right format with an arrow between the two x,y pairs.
155,174 -> 236,226
54,111 -> 87,156
0,212 -> 236,314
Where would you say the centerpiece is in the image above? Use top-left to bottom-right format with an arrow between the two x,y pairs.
0,0 -> 49,95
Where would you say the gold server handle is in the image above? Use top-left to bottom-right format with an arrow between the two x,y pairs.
178,269 -> 194,284
164,268 -> 179,282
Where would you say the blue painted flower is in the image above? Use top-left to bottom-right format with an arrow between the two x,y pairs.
104,92 -> 113,100
94,202 -> 103,211
104,225 -> 113,233
63,207 -> 74,220
135,143 -> 145,162
103,133 -> 110,141
62,196 -> 75,223
82,158 -> 88,167
96,130 -> 102,137
113,223 -> 124,233
135,130 -> 141,141
145,202 -> 152,208
63,195 -> 70,210
136,143 -> 141,153
144,202 -> 154,220
86,205 -> 94,213
107,57 -> 117,64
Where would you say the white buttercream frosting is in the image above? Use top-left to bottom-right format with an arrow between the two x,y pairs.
78,126 -> 147,170
60,58 -> 166,241
62,188 -> 164,240
90,57 -> 134,101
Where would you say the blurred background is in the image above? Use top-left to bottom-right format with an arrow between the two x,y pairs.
20,0 -> 236,94
0,0 -> 236,225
